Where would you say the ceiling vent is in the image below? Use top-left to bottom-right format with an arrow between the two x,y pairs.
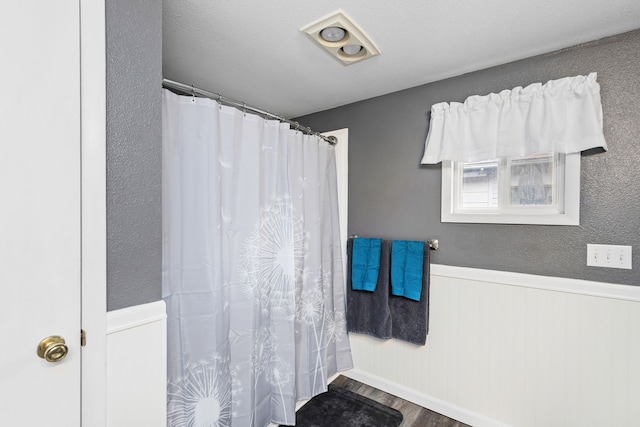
300,10 -> 381,66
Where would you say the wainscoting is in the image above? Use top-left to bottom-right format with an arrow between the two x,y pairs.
106,300 -> 167,427
344,265 -> 640,427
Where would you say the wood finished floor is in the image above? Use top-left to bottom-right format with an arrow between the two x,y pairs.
330,375 -> 471,427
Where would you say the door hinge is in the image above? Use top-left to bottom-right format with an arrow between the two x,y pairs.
81,329 -> 86,347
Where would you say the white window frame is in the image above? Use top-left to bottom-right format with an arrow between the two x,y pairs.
441,153 -> 580,225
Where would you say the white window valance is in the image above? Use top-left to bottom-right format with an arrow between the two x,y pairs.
420,73 -> 608,164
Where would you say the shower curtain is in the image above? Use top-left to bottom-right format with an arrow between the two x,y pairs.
162,90 -> 353,427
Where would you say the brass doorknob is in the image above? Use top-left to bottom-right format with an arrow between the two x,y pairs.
37,336 -> 68,363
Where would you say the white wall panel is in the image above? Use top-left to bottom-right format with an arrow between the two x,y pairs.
629,305 -> 640,424
106,301 -> 167,427
345,266 -> 640,427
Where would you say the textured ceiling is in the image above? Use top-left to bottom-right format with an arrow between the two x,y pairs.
163,0 -> 640,118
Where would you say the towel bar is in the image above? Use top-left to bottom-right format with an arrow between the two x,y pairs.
348,235 -> 438,250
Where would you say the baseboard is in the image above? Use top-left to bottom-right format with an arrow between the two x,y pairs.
343,368 -> 512,427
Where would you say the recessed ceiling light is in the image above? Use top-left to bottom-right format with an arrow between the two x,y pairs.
300,10 -> 381,66
320,27 -> 346,43
341,44 -> 362,56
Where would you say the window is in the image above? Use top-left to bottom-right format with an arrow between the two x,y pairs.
422,74 -> 606,225
441,152 -> 580,225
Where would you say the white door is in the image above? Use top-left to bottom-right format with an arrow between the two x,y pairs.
0,1 -> 82,425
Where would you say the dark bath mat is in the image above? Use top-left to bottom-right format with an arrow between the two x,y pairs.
280,383 -> 403,427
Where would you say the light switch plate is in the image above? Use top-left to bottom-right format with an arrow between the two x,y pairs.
587,244 -> 632,269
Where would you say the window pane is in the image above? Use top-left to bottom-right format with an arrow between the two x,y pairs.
461,160 -> 498,208
509,153 -> 554,206
443,153 -> 578,225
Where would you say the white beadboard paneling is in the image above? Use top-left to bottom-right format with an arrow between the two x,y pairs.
508,284 -> 529,426
455,279 -> 479,412
346,265 -> 640,427
431,264 -> 640,301
106,300 -> 167,427
424,275 -> 449,397
629,306 -> 640,424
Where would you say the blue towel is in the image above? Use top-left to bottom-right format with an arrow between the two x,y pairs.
391,240 -> 424,301
351,238 -> 383,291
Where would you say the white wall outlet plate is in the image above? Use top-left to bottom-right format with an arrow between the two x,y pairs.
587,244 -> 632,269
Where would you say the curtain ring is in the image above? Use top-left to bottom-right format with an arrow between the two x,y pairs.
190,85 -> 196,103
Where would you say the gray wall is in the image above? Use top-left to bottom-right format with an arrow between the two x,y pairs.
106,0 -> 163,310
297,29 -> 640,286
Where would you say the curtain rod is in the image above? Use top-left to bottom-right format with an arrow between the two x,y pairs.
162,79 -> 337,146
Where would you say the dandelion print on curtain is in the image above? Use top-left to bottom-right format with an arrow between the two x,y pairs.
162,89 -> 353,427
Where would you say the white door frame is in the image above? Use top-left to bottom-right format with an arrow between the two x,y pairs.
80,1 -> 107,425
322,128 -> 349,280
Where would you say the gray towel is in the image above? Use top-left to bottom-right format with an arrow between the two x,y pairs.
346,238 -> 392,339
388,242 -> 430,345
